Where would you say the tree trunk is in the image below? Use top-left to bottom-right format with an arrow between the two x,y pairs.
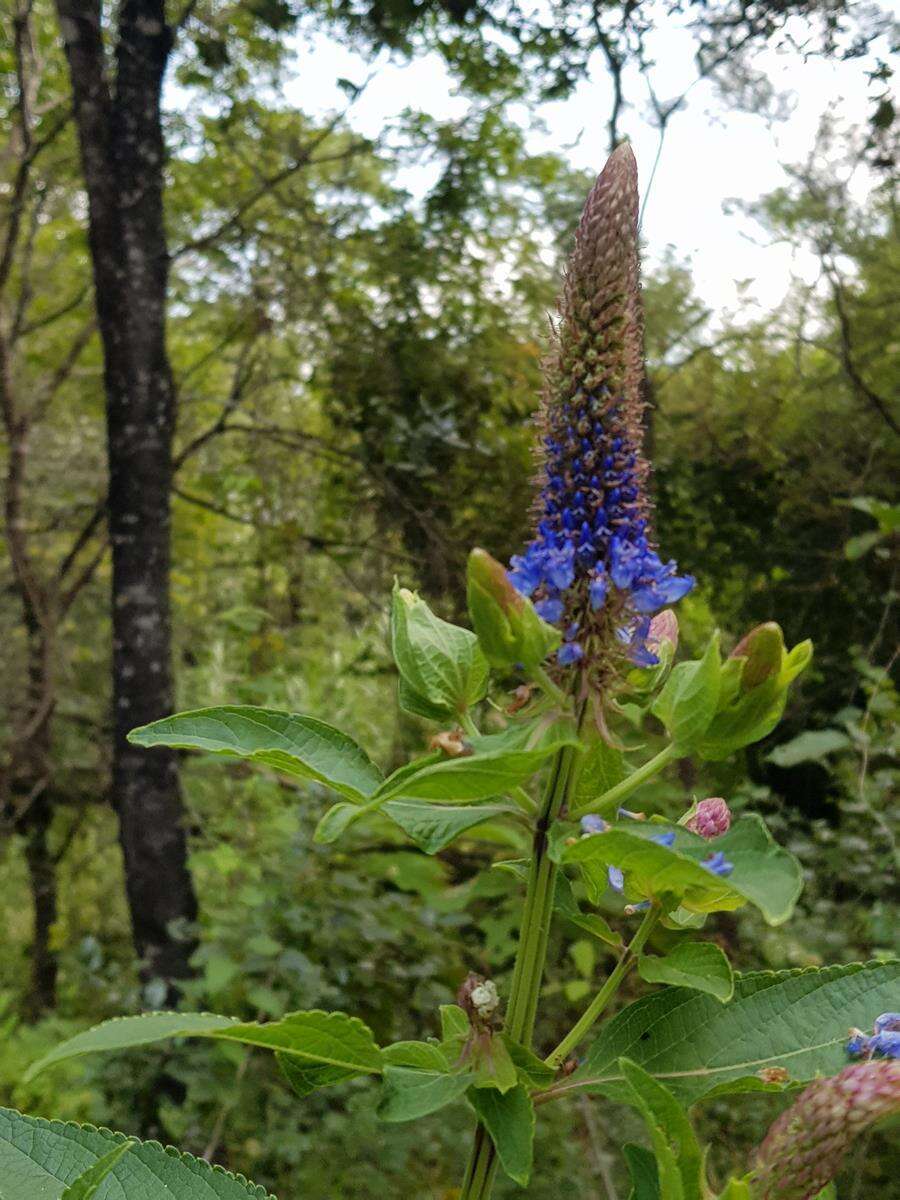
24,793 -> 59,1020
55,0 -> 197,1001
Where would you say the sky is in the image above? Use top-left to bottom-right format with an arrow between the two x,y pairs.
282,10 -> 885,317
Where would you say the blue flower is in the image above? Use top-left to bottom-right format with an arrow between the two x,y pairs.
869,1031 -> 900,1059
847,1031 -> 870,1056
557,642 -> 584,666
874,1013 -> 900,1034
608,866 -> 624,893
653,830 -> 676,848
580,814 -> 608,835
701,850 -> 734,878
535,597 -> 565,623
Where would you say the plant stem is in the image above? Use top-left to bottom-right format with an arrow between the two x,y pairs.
544,906 -> 660,1069
459,711 -> 480,738
570,742 -> 679,819
458,729 -> 581,1200
530,664 -> 568,707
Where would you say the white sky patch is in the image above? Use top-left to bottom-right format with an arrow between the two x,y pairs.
283,13 -> 886,316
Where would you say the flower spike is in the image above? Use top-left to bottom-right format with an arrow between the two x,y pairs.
508,144 -> 693,686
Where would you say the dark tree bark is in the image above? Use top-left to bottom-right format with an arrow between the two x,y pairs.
54,0 -> 197,999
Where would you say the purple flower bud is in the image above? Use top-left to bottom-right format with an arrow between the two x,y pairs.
869,1031 -> 900,1059
751,1061 -> 900,1200
608,865 -> 624,893
875,1013 -> 900,1034
686,797 -> 732,840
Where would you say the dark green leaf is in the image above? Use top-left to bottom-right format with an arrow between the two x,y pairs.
383,800 -> 515,853
378,1067 -> 473,1122
128,706 -> 383,801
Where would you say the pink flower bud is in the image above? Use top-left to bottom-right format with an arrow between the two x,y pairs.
686,797 -> 731,839
751,1061 -> 900,1200
648,609 -> 679,653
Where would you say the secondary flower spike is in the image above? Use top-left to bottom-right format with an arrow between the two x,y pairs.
751,1060 -> 900,1200
507,143 -> 693,677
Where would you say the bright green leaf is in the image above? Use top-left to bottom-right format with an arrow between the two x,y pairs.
638,942 -> 734,1002
468,1085 -> 535,1186
651,634 -> 721,750
619,1059 -> 704,1200
27,1009 -> 383,1081
382,1041 -> 450,1071
128,706 -> 383,801
564,815 -> 803,924
391,582 -> 489,717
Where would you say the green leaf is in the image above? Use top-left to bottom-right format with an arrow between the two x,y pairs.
440,1004 -> 470,1042
624,1143 -> 661,1200
397,675 -> 453,722
573,731 -> 627,811
391,582 -> 489,717
651,634 -> 721,750
472,1033 -> 518,1093
565,960 -> 900,1106
60,1140 -> 135,1199
277,1055 -> 358,1098
553,868 -> 624,948
564,815 -> 802,924
638,942 -> 734,1002
765,729 -> 851,767
716,1180 -> 752,1200
313,801 -> 360,844
378,1067 -> 473,1122
0,1108 -> 274,1200
619,1059 -> 704,1200
374,733 -> 578,804
27,1009 -> 383,1081
383,800 -> 515,853
501,1036 -> 556,1089
466,548 -> 560,670
128,706 -> 383,801
468,1085 -> 535,1186
844,530 -> 882,560
382,1041 -> 450,1071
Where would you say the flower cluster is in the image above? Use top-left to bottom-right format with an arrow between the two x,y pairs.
847,1012 -> 900,1060
507,144 -> 693,676
751,1060 -> 900,1200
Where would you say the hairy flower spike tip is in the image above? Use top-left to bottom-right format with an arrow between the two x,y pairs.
751,1060 -> 900,1200
507,144 -> 693,682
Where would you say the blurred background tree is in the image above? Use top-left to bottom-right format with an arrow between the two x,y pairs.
0,0 -> 896,1194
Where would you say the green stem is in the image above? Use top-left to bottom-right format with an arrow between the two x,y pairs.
530,664 -> 568,708
544,905 -> 660,1069
458,723 -> 582,1200
459,711 -> 480,738
570,742 -> 679,819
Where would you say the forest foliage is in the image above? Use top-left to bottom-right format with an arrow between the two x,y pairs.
0,0 -> 897,1196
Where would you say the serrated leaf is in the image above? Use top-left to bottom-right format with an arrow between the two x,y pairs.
564,815 -> 802,924
651,634 -> 721,749
468,1085 -> 535,1186
27,1009 -> 383,1081
562,961 -> 900,1106
128,706 -> 382,801
60,1140 -> 135,1198
0,1109 -> 274,1199
383,800 -> 515,853
378,1066 -> 473,1122
638,942 -> 734,1002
